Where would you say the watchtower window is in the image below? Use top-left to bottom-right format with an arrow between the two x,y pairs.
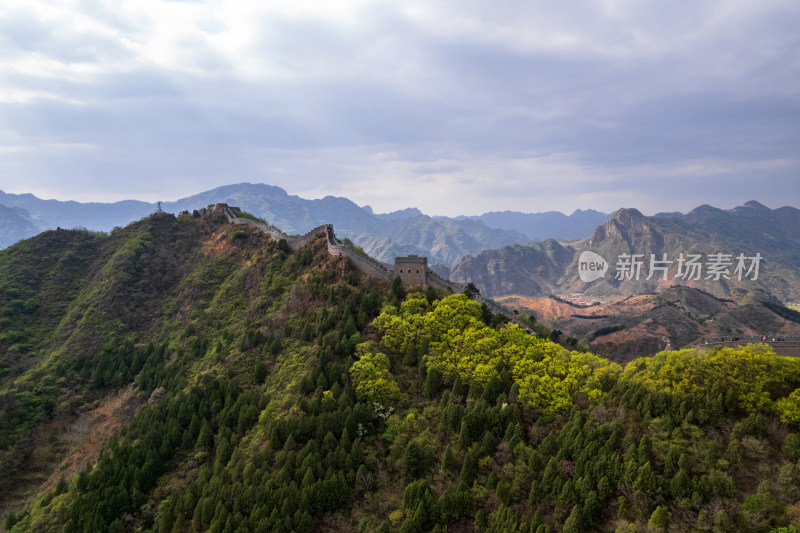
416,270 -> 419,273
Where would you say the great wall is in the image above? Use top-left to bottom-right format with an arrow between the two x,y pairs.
215,203 -> 524,329
218,204 -> 467,293
214,204 -> 800,352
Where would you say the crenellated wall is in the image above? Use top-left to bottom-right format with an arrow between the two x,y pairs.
223,206 -> 397,281
219,205 -> 532,327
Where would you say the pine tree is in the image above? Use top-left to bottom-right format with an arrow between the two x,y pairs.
403,441 -> 428,481
583,490 -> 600,527
424,368 -> 443,399
458,420 -> 471,450
474,509 -> 487,531
254,361 -> 268,384
196,421 -> 213,451
669,468 -> 691,499
301,467 -> 315,489
5,512 -> 17,532
562,504 -> 581,533
452,376 -> 466,399
441,444 -> 457,474
460,449 -> 478,488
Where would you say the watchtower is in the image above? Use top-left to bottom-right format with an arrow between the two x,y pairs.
394,255 -> 428,286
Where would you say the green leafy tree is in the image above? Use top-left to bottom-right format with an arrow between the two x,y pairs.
349,343 -> 402,405
648,505 -> 670,532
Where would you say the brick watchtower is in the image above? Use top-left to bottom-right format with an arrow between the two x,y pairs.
394,255 -> 428,286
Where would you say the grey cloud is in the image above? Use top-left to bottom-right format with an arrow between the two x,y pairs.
0,1 -> 798,215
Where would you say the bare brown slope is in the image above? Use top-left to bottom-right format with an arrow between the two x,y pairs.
499,286 -> 800,360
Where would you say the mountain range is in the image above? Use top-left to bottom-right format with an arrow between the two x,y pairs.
453,209 -> 610,241
4,185 -> 799,304
0,183 -> 609,267
2,209 -> 800,532
451,201 -> 800,302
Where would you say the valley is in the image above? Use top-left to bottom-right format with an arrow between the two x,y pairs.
498,287 -> 800,360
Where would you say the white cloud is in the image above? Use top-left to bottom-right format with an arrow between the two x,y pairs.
0,0 -> 798,215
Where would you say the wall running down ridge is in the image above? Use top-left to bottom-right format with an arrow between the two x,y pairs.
222,205 -> 465,292
222,205 -> 531,333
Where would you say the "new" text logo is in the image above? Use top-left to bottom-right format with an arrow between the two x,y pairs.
578,251 -> 608,282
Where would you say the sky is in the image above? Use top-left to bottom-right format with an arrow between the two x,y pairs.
0,0 -> 798,217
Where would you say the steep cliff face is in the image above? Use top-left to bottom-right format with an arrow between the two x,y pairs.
449,239 -> 574,298
451,202 -> 800,301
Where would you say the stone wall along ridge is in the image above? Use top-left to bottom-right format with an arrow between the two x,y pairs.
224,207 -> 395,280
223,206 -> 531,331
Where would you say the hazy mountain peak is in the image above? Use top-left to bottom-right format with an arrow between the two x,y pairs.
608,207 -> 645,225
569,208 -> 606,216
686,203 -> 725,219
0,204 -> 39,248
373,207 -> 424,220
743,200 -> 769,210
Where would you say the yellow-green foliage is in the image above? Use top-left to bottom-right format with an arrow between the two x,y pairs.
372,294 -> 800,419
350,342 -> 403,406
776,389 -> 800,424
622,344 -> 800,414
372,294 -> 621,414
514,351 -> 620,414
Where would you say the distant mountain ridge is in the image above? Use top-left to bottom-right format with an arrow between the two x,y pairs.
0,183 -> 608,266
450,201 -> 800,302
0,190 -> 153,232
0,205 -> 39,249
454,209 -> 610,241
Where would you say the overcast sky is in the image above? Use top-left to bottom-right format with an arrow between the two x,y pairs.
0,0 -> 798,216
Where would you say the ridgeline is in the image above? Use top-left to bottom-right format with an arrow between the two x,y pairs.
2,208 -> 800,532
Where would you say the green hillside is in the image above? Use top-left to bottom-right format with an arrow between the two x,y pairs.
2,211 -> 800,532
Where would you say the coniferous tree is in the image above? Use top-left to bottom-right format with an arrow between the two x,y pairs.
562,505 -> 581,533
424,367 -> 443,399
441,444 -> 457,474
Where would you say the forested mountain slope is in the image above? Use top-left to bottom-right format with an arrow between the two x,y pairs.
2,210 -> 800,532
